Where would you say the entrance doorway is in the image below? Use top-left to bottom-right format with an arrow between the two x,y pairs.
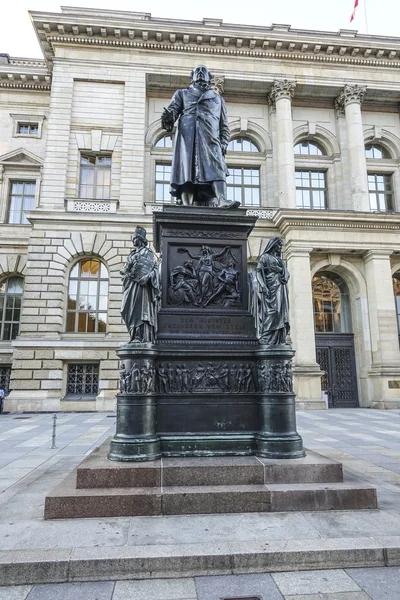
313,272 -> 359,408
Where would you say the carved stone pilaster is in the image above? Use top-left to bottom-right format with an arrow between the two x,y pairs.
0,165 -> 3,184
267,79 -> 296,104
211,75 -> 225,96
335,84 -> 367,110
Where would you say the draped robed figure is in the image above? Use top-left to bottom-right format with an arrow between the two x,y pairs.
256,237 -> 290,345
120,227 -> 160,344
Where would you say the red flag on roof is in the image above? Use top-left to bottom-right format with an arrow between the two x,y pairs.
350,0 -> 359,22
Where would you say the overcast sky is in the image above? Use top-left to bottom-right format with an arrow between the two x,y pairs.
1,0 -> 399,58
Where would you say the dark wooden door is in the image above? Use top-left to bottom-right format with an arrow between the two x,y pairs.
315,333 -> 359,408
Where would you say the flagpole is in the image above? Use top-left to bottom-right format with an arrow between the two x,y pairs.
363,0 -> 369,34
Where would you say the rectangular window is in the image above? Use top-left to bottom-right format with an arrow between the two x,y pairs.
79,155 -> 111,200
155,163 -> 172,203
66,363 -> 99,397
368,173 -> 393,212
0,366 -> 11,396
17,123 -> 39,136
296,170 -> 327,210
226,167 -> 260,207
8,181 -> 36,224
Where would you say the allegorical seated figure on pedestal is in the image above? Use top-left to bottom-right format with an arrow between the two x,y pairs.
256,237 -> 290,346
120,226 -> 161,343
161,64 -> 240,209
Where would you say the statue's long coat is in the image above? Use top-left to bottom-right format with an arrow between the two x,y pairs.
166,85 -> 230,192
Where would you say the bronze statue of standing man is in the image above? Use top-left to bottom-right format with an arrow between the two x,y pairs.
161,64 -> 239,209
120,226 -> 160,343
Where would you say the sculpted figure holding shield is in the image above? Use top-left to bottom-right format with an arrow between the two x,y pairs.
120,226 -> 160,343
161,64 -> 239,209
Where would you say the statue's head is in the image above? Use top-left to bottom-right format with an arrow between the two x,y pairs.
132,226 -> 147,247
262,237 -> 284,256
190,65 -> 213,86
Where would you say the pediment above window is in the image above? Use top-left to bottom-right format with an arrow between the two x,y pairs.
0,148 -> 44,169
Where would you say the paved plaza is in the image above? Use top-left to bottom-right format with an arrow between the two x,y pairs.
0,409 -> 400,598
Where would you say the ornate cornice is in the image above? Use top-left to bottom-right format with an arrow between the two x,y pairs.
0,56 -> 51,90
268,79 -> 296,104
335,84 -> 367,109
27,10 -> 400,70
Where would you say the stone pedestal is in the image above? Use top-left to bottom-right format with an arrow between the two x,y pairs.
108,206 -> 304,459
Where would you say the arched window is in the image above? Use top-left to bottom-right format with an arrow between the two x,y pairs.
365,144 -> 391,159
66,259 -> 108,333
312,273 -> 352,333
155,134 -> 173,148
294,141 -> 325,156
393,272 -> 400,341
227,137 -> 260,152
0,276 -> 24,341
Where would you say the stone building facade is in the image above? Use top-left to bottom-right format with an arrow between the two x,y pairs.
2,6 -> 400,411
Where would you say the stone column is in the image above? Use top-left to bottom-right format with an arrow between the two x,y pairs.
268,80 -> 296,209
363,250 -> 400,407
335,84 -> 369,212
285,244 -> 325,409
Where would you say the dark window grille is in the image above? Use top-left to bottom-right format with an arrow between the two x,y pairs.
226,167 -> 260,206
8,181 -> 36,224
67,363 -> 99,396
0,366 -> 11,395
0,277 -> 24,341
155,163 -> 172,202
368,173 -> 393,212
66,259 -> 108,334
296,170 -> 327,209
79,154 -> 111,200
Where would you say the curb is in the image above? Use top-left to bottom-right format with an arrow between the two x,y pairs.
1,538 -> 400,586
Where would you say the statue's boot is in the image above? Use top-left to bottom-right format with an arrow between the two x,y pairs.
213,180 -> 240,209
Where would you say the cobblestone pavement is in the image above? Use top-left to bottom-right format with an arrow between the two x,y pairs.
1,567 -> 400,599
0,409 -> 400,598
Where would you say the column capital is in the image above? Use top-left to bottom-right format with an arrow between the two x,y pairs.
335,84 -> 367,110
284,243 -> 313,261
363,248 -> 393,262
268,79 -> 296,105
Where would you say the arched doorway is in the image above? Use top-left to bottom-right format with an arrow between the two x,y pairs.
313,272 -> 359,408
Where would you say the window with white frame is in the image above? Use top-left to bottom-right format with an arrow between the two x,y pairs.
66,259 -> 108,333
365,144 -> 395,212
227,137 -> 260,153
79,154 -> 111,200
226,167 -> 260,206
11,114 -> 45,139
295,170 -> 327,210
155,163 -> 172,203
294,141 -> 324,156
8,181 -> 36,224
0,276 -> 24,341
368,173 -> 394,212
155,134 -> 173,148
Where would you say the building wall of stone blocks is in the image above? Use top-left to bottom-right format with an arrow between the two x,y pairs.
2,8 -> 400,411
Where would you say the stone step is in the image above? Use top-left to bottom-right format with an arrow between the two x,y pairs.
45,472 -> 376,519
1,536 -> 398,586
76,440 -> 343,489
